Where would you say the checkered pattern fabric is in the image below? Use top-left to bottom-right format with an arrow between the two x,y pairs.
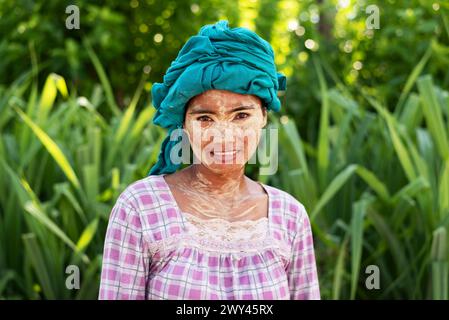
99,174 -> 320,300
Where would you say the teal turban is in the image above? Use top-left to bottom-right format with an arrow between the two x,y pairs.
148,20 -> 287,175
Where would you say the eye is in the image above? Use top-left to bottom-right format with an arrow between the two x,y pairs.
235,112 -> 249,120
197,115 -> 212,122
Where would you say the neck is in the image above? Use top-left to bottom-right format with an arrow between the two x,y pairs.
188,164 -> 247,196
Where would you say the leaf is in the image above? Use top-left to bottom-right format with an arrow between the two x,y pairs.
439,159 -> 449,218
431,227 -> 448,300
395,44 -> 432,114
333,236 -> 348,300
392,176 -> 430,205
115,73 -> 147,144
350,200 -> 367,299
418,75 -> 449,160
372,99 -> 417,182
83,39 -> 120,117
311,164 -> 357,221
313,56 -> 330,189
76,218 -> 99,252
13,106 -> 81,190
355,166 -> 391,203
38,73 -> 68,122
23,201 -> 89,264
22,233 -> 56,299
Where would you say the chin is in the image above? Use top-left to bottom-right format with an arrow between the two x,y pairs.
193,152 -> 246,173
206,163 -> 246,174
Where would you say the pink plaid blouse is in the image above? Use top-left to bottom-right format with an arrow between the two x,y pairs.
98,174 -> 320,300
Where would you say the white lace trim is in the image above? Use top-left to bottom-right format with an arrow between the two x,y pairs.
148,234 -> 290,260
147,214 -> 290,260
182,211 -> 269,242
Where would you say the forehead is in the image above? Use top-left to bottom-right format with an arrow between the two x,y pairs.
188,89 -> 261,110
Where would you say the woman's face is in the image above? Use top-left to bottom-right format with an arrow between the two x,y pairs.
184,89 -> 267,173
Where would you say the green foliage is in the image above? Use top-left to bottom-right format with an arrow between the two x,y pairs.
0,0 -> 239,106
273,64 -> 449,299
0,65 -> 164,298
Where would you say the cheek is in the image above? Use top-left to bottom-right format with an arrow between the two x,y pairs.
185,121 -> 213,152
185,116 -> 205,135
240,115 -> 264,144
242,128 -> 262,153
243,112 -> 265,129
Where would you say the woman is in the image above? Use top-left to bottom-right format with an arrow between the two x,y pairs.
99,20 -> 320,300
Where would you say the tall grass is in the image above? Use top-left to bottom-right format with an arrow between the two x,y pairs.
0,45 -> 448,299
273,51 -> 449,299
0,44 -> 163,299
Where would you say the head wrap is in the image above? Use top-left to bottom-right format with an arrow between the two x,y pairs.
148,20 -> 287,175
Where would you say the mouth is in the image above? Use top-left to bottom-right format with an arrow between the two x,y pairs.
211,150 -> 239,156
209,150 -> 241,163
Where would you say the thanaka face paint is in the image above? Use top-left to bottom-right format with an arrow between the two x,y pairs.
162,89 -> 269,222
184,89 -> 267,174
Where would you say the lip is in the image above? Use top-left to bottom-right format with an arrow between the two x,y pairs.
211,150 -> 239,155
210,150 -> 242,163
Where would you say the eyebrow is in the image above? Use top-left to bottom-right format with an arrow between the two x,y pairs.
188,105 -> 256,115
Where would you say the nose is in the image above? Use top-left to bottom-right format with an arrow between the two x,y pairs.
209,123 -> 240,152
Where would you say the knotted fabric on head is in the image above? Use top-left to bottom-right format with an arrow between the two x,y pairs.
148,20 -> 287,175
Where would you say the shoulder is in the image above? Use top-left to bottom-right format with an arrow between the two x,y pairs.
110,174 -> 180,241
264,184 -> 307,216
263,184 -> 310,242
114,174 -> 168,212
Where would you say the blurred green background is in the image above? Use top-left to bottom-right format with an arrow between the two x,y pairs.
0,0 -> 448,299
